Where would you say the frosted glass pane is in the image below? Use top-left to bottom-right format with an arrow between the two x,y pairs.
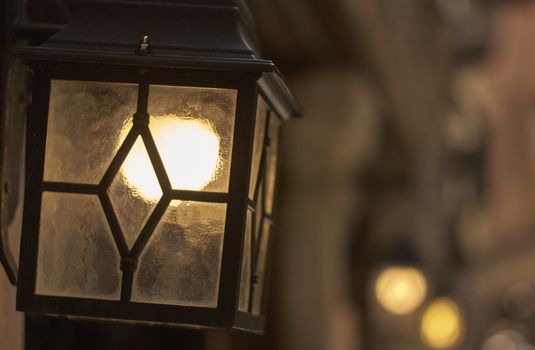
132,201 -> 227,307
36,192 -> 121,300
147,85 -> 237,193
249,97 -> 267,199
252,222 -> 272,315
44,80 -> 137,184
238,210 -> 254,312
266,118 -> 281,214
108,137 -> 162,248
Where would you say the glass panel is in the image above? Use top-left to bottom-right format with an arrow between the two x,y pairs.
147,85 -> 237,193
265,117 -> 281,214
108,137 -> 162,248
238,210 -> 254,312
132,201 -> 227,307
44,80 -> 137,184
36,192 -> 121,300
252,222 -> 272,315
249,97 -> 267,199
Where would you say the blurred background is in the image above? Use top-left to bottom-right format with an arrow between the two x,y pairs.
4,0 -> 535,349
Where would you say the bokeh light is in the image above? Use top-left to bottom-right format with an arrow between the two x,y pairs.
420,297 -> 463,349
503,283 -> 535,321
374,266 -> 428,315
482,329 -> 535,350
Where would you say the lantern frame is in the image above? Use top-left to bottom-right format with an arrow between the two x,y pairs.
12,0 -> 300,334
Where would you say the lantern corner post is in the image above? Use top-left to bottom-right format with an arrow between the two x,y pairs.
0,0 -> 26,287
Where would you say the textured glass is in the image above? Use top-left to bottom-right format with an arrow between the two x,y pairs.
147,85 -> 237,193
249,97 -> 267,199
44,80 -> 137,184
265,117 -> 281,214
252,222 -> 272,315
238,210 -> 254,312
108,137 -> 162,248
132,201 -> 227,307
36,192 -> 121,300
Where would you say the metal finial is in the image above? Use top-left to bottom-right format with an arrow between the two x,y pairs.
135,35 -> 151,56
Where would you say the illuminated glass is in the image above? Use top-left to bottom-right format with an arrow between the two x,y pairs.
249,97 -> 267,199
44,80 -> 137,184
251,221 -> 271,315
108,137 -> 162,248
36,192 -> 121,300
147,85 -> 237,193
39,81 -> 237,306
132,201 -> 227,307
265,118 -> 281,214
238,210 -> 254,312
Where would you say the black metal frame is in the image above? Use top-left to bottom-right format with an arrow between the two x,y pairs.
232,95 -> 284,330
10,0 -> 302,335
16,61 -> 276,332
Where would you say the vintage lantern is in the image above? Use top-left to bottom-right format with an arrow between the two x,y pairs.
14,0 -> 300,333
420,297 -> 463,349
373,240 -> 428,315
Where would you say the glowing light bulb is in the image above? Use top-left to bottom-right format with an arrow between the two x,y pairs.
375,266 -> 427,315
121,115 -> 220,201
420,298 -> 462,349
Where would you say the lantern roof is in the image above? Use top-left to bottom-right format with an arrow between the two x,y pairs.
16,0 -> 301,119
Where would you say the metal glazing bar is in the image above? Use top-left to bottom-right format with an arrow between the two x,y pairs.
170,189 -> 228,203
120,256 -> 138,302
263,214 -> 274,225
120,269 -> 134,302
42,182 -> 99,194
252,179 -> 267,270
140,126 -> 172,193
129,195 -> 171,259
99,125 -> 140,189
247,198 -> 256,212
98,192 -> 129,257
133,83 -> 149,125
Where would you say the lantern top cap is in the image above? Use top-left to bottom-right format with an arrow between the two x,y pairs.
16,0 -> 301,118
39,0 -> 261,67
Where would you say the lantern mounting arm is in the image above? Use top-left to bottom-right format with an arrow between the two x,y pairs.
0,231 -> 17,285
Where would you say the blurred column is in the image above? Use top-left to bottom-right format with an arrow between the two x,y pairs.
277,68 -> 380,350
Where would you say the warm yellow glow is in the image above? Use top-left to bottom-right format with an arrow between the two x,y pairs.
420,298 -> 462,349
121,116 -> 220,201
375,266 -> 427,315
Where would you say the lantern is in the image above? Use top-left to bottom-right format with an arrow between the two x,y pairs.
372,240 -> 428,315
375,265 -> 428,315
15,0 -> 300,333
420,297 -> 463,349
